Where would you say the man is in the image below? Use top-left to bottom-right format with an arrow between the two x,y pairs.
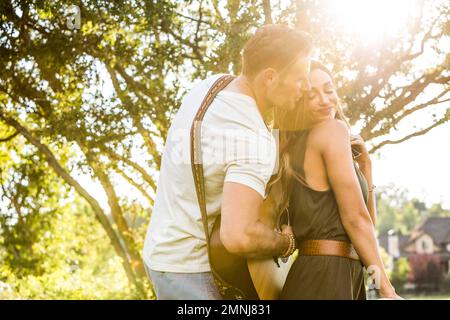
143,24 -> 313,299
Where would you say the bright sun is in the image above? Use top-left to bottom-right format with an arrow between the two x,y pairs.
328,0 -> 421,42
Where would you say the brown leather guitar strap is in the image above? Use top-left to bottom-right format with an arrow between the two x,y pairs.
190,74 -> 236,295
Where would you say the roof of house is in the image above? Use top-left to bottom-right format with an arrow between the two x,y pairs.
444,229 -> 450,244
415,217 -> 450,245
378,218 -> 450,258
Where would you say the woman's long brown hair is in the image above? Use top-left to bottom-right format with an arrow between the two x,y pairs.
266,61 -> 351,224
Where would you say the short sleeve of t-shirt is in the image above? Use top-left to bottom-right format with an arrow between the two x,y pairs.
223,129 -> 277,198
200,89 -> 277,199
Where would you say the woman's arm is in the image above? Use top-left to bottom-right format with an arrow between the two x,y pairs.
317,119 -> 400,299
359,162 -> 377,226
351,135 -> 377,226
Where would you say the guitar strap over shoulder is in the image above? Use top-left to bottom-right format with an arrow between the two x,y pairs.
189,74 -> 238,298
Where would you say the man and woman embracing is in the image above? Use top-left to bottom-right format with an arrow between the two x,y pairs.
142,24 -> 402,300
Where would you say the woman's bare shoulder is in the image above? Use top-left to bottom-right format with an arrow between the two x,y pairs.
310,119 -> 350,149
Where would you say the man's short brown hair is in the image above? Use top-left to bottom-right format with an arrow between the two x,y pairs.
241,25 -> 313,79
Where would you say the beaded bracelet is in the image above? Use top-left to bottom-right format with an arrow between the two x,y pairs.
280,233 -> 296,258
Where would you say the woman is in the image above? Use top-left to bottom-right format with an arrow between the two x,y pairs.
267,61 -> 402,300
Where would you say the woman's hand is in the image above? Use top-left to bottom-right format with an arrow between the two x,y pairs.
350,134 -> 371,168
379,286 -> 404,300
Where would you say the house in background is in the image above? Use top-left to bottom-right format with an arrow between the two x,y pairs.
378,217 -> 450,276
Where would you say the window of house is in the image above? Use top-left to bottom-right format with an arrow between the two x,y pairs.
417,236 -> 433,254
422,240 -> 428,252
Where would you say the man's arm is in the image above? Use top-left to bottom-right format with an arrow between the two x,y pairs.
220,182 -> 291,259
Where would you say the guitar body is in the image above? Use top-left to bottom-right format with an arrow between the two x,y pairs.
209,216 -> 259,300
248,197 -> 295,300
247,254 -> 294,300
210,200 -> 295,300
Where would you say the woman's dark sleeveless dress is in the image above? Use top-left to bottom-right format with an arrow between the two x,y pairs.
280,129 -> 369,300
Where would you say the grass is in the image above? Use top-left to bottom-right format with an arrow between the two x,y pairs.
403,293 -> 450,300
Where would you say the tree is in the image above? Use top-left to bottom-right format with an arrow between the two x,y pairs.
428,203 -> 450,217
408,254 -> 443,292
376,185 -> 423,234
390,257 -> 411,293
0,0 -> 181,297
376,184 -> 450,235
0,197 -> 149,299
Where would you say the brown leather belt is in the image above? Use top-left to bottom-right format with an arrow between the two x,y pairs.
298,240 -> 360,261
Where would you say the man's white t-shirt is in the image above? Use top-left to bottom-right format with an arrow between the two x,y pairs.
143,74 -> 277,273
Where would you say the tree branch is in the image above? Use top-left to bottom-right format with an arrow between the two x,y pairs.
211,0 -> 226,26
85,151 -> 147,279
262,0 -> 273,24
102,146 -> 157,192
174,11 -> 214,27
361,67 -> 444,140
113,165 -> 155,207
0,130 -> 19,142
369,90 -> 450,140
104,63 -> 162,169
369,112 -> 450,153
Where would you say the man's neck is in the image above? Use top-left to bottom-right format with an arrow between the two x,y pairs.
226,75 -> 271,121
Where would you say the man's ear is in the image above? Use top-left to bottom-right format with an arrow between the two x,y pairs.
260,68 -> 279,87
